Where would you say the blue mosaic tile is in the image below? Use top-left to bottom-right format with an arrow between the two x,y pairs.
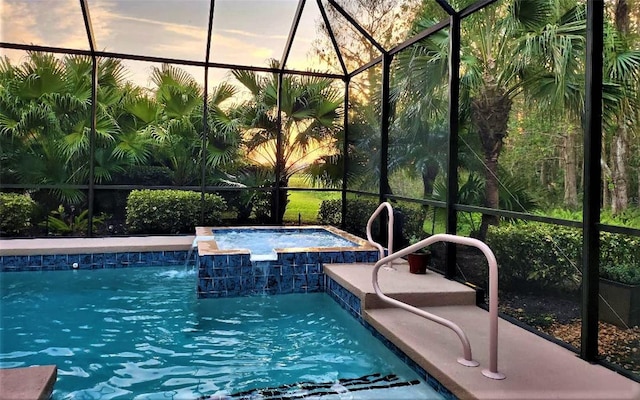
240,265 -> 252,276
252,263 -> 267,276
307,273 -> 321,291
27,255 -> 42,267
280,252 -> 295,265
330,252 -> 344,263
239,254 -> 251,266
254,274 -> 267,289
306,252 -> 320,264
280,263 -> 293,277
116,253 -> 129,265
212,277 -> 225,292
228,256 -> 240,268
279,276 -> 294,294
307,263 -> 321,274
241,275 -> 253,290
11,256 -> 28,268
92,253 -> 104,266
293,252 -> 307,266
104,253 -> 117,265
343,251 -> 356,263
293,274 -> 306,292
292,264 -> 306,274
225,276 -> 241,294
319,252 -> 332,263
79,253 -> 92,265
199,256 -> 213,269
367,251 -> 380,263
212,267 -> 225,278
213,255 -> 228,267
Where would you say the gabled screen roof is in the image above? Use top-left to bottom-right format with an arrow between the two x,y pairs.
1,0 -> 464,77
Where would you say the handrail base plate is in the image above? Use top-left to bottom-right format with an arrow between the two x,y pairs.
482,369 -> 506,380
457,357 -> 480,367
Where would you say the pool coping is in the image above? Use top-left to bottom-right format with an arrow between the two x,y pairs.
0,235 -> 194,256
324,262 -> 640,400
195,225 -> 377,256
0,365 -> 57,400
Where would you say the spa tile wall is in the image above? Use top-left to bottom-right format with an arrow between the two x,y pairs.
196,249 -> 379,298
0,251 -> 190,271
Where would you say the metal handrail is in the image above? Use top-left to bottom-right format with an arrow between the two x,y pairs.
372,233 -> 505,380
366,202 -> 394,261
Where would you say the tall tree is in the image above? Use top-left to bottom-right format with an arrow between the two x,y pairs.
232,61 -> 342,221
392,0 -> 594,238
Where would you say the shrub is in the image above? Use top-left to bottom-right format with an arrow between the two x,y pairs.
487,222 -> 640,291
39,205 -> 109,236
0,192 -> 36,236
487,223 -> 582,294
318,198 -> 426,247
126,190 -> 226,234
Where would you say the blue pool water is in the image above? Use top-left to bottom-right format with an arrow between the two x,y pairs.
212,228 -> 357,259
0,267 -> 443,399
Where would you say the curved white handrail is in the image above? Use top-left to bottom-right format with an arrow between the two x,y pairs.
366,202 -> 394,262
372,233 -> 505,380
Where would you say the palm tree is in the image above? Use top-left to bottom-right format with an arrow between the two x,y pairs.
391,0 -> 599,239
232,61 -> 343,221
149,64 -> 242,186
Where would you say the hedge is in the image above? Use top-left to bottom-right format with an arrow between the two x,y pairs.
0,192 -> 36,236
487,222 -> 640,291
126,190 -> 226,234
318,198 -> 426,248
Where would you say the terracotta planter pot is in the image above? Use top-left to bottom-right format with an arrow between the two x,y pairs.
407,252 -> 430,274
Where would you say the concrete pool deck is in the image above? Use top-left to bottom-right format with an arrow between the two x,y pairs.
1,235 -> 639,399
325,262 -> 640,399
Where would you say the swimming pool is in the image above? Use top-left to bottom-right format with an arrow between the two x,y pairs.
0,266 -> 444,399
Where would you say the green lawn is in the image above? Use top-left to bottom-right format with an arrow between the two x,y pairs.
283,190 -> 340,224
283,175 -> 340,224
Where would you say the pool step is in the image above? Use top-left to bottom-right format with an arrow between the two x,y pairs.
0,365 -> 57,400
213,373 -> 419,399
324,261 -> 477,309
325,261 -> 640,399
366,305 -> 639,399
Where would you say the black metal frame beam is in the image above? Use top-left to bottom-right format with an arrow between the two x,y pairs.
0,43 -> 343,80
379,53 -> 392,206
445,14 -> 461,279
79,0 -> 97,238
389,19 -> 450,57
581,0 -> 604,362
200,0 -> 216,224
281,0 -> 307,69
275,73 -> 285,224
317,0 -> 348,76
341,78 -> 350,229
326,0 -> 386,54
435,0 -> 457,16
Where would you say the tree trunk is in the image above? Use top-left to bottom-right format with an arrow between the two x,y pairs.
611,0 -> 630,215
422,162 -> 439,198
471,85 -> 512,241
611,121 -> 629,214
602,156 -> 612,210
562,130 -> 578,209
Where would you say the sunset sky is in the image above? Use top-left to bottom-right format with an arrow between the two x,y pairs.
1,0 -> 342,87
